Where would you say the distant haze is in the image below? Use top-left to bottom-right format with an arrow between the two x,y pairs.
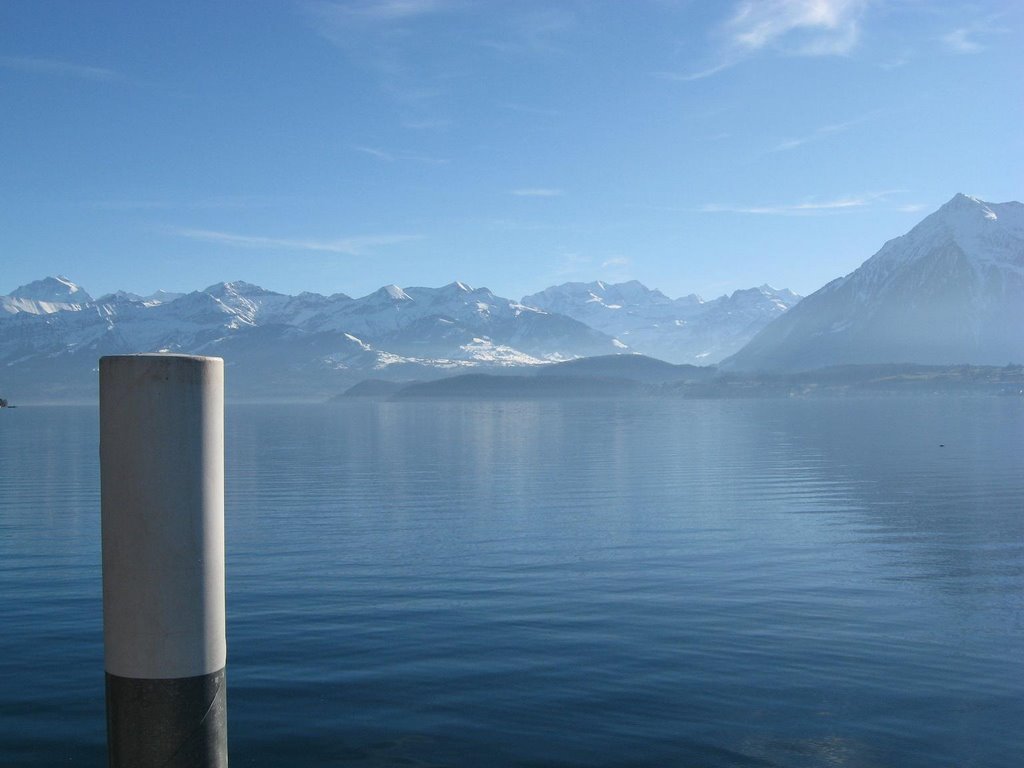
725,195 -> 1024,370
1,194 -> 1021,402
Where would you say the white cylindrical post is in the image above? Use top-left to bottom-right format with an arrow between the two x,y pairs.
100,354 -> 227,768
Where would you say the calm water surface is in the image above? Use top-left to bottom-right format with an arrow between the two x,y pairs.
1,398 -> 1022,767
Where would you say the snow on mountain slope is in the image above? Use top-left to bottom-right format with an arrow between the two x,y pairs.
10,275 -> 92,303
522,280 -> 799,364
725,194 -> 1024,371
2,276 -> 94,315
0,277 -> 626,399
297,280 -> 620,359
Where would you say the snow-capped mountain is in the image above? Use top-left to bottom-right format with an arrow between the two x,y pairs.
522,280 -> 800,364
0,279 -> 624,400
9,191 -> 1014,402
1,275 -> 94,315
295,280 -> 620,360
725,194 -> 1024,371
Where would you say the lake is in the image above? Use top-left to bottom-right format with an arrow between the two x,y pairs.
1,397 -> 1021,767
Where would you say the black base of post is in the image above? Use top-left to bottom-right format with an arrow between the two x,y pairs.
105,669 -> 228,768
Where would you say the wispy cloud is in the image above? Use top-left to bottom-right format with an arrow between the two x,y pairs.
308,2 -> 579,129
352,145 -> 395,161
0,56 -> 122,82
174,228 -> 420,255
770,112 -> 877,152
510,188 -> 564,198
478,7 -> 577,56
602,257 -> 629,268
306,1 -> 460,126
660,0 -> 868,82
655,62 -> 734,83
352,145 -> 449,164
498,102 -> 563,117
549,251 -> 592,281
700,191 -> 897,215
91,200 -> 176,211
401,117 -> 452,131
90,196 -> 286,211
938,10 -> 1011,55
941,27 -> 983,54
878,52 -> 911,70
727,0 -> 867,55
315,0 -> 454,23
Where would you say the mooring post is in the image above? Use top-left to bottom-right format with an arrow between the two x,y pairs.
100,354 -> 227,768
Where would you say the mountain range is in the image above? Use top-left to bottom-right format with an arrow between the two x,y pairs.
1,194 -> 1020,401
523,281 -> 800,364
0,275 -> 795,401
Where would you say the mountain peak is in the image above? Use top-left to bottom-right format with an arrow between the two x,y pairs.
944,192 -> 985,206
725,194 -> 1024,371
202,280 -> 270,296
906,193 -> 1024,261
936,192 -> 997,220
369,284 -> 412,302
9,275 -> 93,303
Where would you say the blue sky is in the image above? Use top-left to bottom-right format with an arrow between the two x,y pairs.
2,0 -> 1021,300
